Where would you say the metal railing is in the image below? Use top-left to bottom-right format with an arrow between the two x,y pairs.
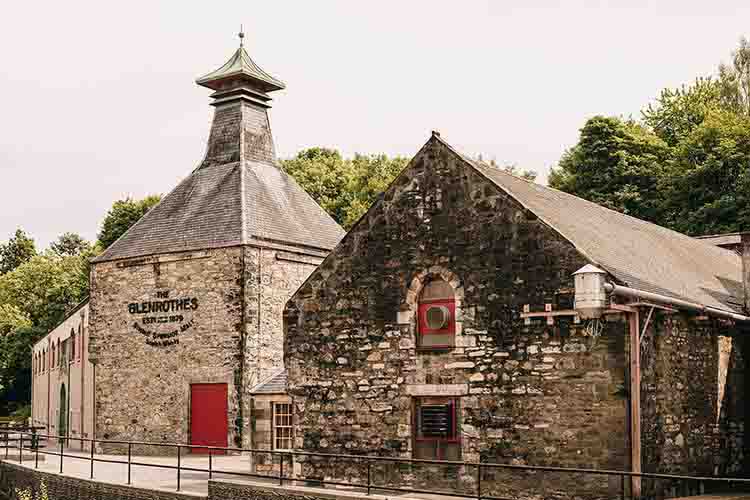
2,430 -> 750,500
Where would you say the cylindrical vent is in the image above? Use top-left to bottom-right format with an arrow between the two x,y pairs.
572,264 -> 608,319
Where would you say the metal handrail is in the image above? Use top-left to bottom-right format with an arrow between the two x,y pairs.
2,429 -> 749,499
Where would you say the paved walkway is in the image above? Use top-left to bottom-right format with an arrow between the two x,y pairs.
4,449 -> 276,496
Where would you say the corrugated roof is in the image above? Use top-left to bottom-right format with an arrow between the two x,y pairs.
458,148 -> 744,314
251,369 -> 287,394
93,161 -> 344,262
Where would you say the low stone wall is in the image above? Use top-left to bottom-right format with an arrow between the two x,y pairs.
209,479 -> 410,500
0,461 -> 198,500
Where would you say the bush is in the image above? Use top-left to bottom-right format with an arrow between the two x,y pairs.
15,481 -> 48,500
10,405 -> 30,421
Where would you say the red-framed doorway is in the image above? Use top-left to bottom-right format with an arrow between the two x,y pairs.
190,383 -> 228,454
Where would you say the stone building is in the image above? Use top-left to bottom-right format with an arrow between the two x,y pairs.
31,301 -> 94,449
31,36 -> 343,454
284,133 -> 750,498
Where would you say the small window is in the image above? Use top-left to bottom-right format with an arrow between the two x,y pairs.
413,397 -> 461,460
273,403 -> 293,450
71,329 -> 76,361
417,278 -> 456,349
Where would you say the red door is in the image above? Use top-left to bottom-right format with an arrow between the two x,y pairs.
190,383 -> 228,454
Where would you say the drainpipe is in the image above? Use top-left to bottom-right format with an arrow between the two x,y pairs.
603,283 -> 750,323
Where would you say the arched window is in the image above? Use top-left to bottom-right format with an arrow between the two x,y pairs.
43,349 -> 46,372
417,278 -> 456,349
57,339 -> 62,367
71,328 -> 76,361
52,343 -> 56,368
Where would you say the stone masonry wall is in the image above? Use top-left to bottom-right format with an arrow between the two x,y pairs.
639,313 -> 721,496
241,246 -> 323,447
285,138 -> 630,499
89,244 -> 322,453
717,332 -> 750,476
0,461 -> 196,500
89,247 -> 245,453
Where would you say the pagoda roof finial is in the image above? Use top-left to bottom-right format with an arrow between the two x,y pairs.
196,29 -> 285,98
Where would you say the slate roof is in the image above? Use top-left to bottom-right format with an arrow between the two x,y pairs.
695,233 -> 742,249
196,46 -> 285,93
440,137 -> 745,314
250,369 -> 287,394
93,161 -> 344,262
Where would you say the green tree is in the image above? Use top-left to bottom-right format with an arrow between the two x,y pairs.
642,77 -> 724,147
549,116 -> 670,223
50,232 -> 91,256
343,154 -> 409,227
661,109 -> 750,235
0,229 -> 36,275
0,325 -> 46,411
0,253 -> 89,332
718,36 -> 750,116
477,156 -> 538,182
97,195 -> 161,249
280,148 -> 354,226
281,149 -> 408,229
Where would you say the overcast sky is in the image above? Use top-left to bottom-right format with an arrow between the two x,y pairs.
1,1 -> 748,249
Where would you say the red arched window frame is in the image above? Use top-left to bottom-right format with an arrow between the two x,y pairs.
417,278 -> 456,349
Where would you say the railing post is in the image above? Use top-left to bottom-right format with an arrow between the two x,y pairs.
367,458 -> 371,495
127,442 -> 132,485
177,445 -> 181,492
90,438 -> 94,479
59,435 -> 63,473
290,452 -> 294,482
279,451 -> 284,486
35,435 -> 39,469
476,462 -> 482,500
19,433 -> 23,464
4,431 -> 8,459
209,450 -> 213,480
621,474 -> 625,500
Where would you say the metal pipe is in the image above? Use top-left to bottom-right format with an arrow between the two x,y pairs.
604,283 -> 750,322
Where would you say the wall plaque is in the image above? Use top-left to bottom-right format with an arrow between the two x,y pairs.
405,384 -> 468,396
127,290 -> 198,347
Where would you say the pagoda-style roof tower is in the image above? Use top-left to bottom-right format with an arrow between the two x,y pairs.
94,33 -> 344,263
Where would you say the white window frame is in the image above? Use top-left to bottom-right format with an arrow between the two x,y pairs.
272,402 -> 293,450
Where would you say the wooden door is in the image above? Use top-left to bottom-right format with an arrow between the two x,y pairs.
190,383 -> 228,454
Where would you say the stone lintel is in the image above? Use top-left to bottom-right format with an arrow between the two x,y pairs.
405,384 -> 468,396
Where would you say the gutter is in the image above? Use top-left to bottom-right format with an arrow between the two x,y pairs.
604,283 -> 750,322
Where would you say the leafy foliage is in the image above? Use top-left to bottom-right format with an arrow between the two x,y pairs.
97,195 -> 161,249
662,109 -> 750,235
477,156 -> 538,182
0,229 -> 36,275
50,232 -> 91,257
552,37 -> 750,236
549,117 -> 669,222
718,36 -> 750,116
15,480 -> 49,500
281,149 -> 408,229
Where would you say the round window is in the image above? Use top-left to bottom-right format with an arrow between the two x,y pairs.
425,305 -> 451,330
